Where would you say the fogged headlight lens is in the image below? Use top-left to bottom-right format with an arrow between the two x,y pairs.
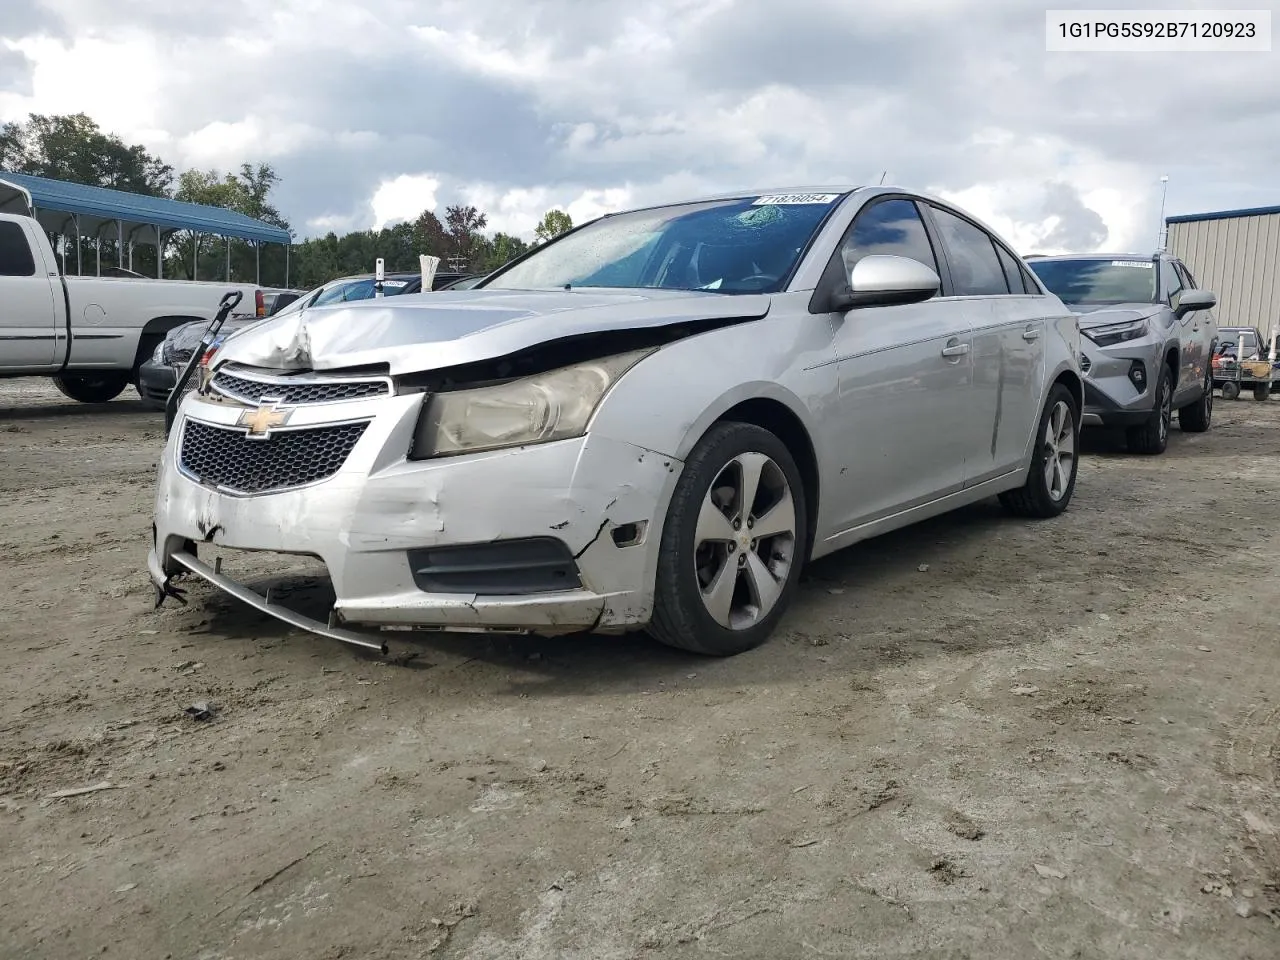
411,347 -> 655,458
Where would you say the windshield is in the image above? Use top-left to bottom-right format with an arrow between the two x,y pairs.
1026,258 -> 1158,305
483,193 -> 846,294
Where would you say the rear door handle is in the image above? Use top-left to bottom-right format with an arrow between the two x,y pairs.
941,341 -> 970,358
1022,327 -> 1041,341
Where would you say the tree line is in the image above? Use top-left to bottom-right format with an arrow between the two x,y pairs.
0,112 -> 575,289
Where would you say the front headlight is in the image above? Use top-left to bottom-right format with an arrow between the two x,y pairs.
153,340 -> 169,364
410,347 -> 656,459
1084,318 -> 1148,347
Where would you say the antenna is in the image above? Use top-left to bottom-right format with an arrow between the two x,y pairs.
879,171 -> 888,185
1156,175 -> 1169,251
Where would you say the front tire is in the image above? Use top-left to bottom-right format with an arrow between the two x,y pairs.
648,422 -> 808,656
52,373 -> 130,404
1178,366 -> 1213,433
1253,383 -> 1271,401
1222,381 -> 1241,401
1126,364 -> 1172,455
999,383 -> 1080,519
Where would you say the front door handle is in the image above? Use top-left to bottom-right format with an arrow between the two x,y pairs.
941,341 -> 970,358
1022,327 -> 1041,341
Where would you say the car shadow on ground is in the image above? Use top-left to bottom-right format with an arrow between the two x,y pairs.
0,398 -> 159,421
186,493 -> 1037,699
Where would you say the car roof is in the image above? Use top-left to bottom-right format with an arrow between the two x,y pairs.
1024,252 -> 1162,262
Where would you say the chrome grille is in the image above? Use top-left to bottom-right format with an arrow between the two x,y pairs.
179,419 -> 369,494
212,370 -> 390,405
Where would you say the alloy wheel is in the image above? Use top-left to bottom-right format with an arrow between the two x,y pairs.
693,452 -> 797,630
1042,400 -> 1076,502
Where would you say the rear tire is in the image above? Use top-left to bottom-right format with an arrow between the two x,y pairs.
999,383 -> 1080,519
52,373 -> 129,404
648,422 -> 808,656
1222,381 -> 1241,401
1126,364 -> 1172,455
1178,367 -> 1213,433
1253,383 -> 1270,401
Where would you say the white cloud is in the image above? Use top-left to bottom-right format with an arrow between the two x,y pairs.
369,174 -> 440,230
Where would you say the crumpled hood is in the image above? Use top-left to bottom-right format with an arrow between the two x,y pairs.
213,288 -> 772,375
1073,303 -> 1162,329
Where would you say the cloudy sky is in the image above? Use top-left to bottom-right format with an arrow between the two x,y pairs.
1,0 -> 1277,252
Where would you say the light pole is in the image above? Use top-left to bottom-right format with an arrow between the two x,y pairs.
1156,175 -> 1169,251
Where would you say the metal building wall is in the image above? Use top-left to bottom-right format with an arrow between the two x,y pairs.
1167,210 -> 1280,335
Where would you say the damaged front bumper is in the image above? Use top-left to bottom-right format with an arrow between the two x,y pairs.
149,389 -> 680,649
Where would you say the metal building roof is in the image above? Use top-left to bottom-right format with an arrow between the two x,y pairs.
1166,203 -> 1280,225
0,170 -> 292,244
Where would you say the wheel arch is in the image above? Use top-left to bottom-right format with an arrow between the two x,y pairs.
708,396 -> 822,564
130,315 -> 206,382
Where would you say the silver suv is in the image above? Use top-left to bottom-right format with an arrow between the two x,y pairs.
1026,252 -> 1218,454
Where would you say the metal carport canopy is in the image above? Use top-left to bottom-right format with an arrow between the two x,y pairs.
0,170 -> 291,244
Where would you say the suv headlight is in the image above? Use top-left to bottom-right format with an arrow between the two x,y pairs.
1084,318 -> 1148,347
153,340 -> 169,364
410,347 -> 656,459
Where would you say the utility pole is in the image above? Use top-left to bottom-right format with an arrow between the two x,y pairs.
1156,175 -> 1169,251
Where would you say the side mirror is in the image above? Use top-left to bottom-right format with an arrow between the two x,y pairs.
1175,288 -> 1216,319
830,254 -> 941,312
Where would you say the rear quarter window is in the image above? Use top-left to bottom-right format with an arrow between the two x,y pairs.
0,221 -> 37,277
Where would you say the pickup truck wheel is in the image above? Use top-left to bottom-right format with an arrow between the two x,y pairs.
1125,364 -> 1172,455
647,422 -> 807,657
1177,367 -> 1213,433
53,373 -> 130,404
998,383 -> 1079,519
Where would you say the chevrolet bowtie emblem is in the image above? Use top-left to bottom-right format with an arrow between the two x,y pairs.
237,399 -> 292,438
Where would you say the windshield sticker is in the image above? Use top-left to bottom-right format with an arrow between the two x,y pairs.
381,279 -> 408,287
1110,260 -> 1153,268
752,194 -> 840,206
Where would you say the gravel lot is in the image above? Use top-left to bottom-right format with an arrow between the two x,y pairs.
2,378 -> 1279,960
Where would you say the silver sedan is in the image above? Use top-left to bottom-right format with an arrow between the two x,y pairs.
149,186 -> 1083,656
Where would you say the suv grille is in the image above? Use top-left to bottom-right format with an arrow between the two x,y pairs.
179,419 -> 369,494
212,370 -> 390,405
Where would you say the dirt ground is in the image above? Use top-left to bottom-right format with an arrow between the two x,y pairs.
1,377 -> 1279,960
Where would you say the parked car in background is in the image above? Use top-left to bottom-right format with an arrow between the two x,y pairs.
1025,252 -> 1218,454
0,211 -> 266,403
261,287 -> 307,315
137,272 -> 461,409
1213,325 -> 1280,400
150,185 -> 1082,658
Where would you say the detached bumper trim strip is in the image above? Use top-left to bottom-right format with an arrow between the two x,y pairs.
169,550 -> 388,654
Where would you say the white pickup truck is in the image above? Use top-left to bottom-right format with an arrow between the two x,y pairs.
0,211 -> 265,403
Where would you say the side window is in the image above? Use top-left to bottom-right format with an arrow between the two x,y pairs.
929,206 -> 1010,296
1166,259 -> 1184,310
1019,263 -> 1042,295
994,244 -> 1028,294
0,221 -> 37,277
840,198 -> 940,275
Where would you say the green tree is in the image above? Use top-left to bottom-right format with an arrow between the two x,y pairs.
534,208 -> 573,244
1,112 -> 173,195
477,231 -> 530,273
